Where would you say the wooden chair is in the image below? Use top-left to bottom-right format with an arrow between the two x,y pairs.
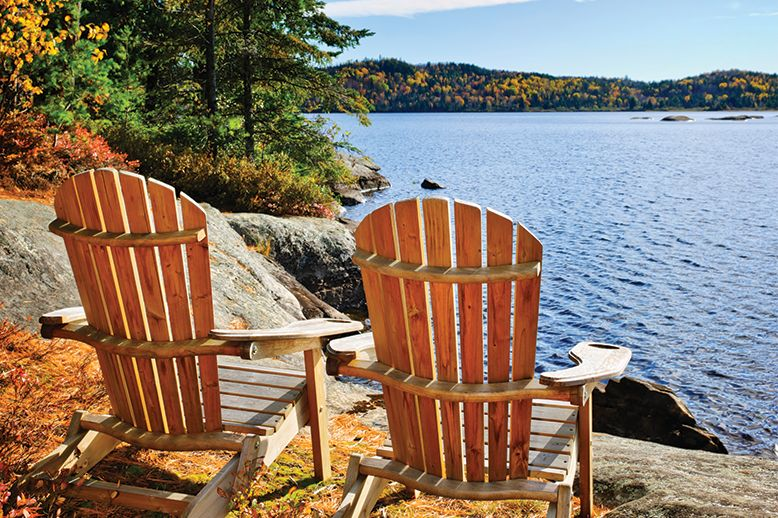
327,198 -> 631,518
19,169 -> 362,516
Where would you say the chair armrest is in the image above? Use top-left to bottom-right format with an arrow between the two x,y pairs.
40,306 -> 87,325
211,318 -> 362,341
211,318 -> 363,360
539,341 -> 631,387
328,332 -> 375,359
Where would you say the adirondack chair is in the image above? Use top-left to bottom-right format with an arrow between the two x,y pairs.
327,198 -> 631,518
20,169 -> 362,516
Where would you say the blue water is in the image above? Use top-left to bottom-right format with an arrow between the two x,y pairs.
328,111 -> 778,456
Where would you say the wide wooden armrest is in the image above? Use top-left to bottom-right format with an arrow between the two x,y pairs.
210,318 -> 362,341
327,331 -> 376,362
40,307 -> 87,325
539,341 -> 631,387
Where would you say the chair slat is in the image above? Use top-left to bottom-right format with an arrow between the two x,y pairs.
73,172 -> 144,427
370,204 -> 425,471
119,172 -> 185,434
354,213 -> 409,464
395,199 -> 443,477
510,224 -> 543,479
93,170 -> 166,433
148,180 -> 203,434
54,181 -> 129,421
422,198 -> 463,480
454,200 -> 485,482
486,209 -> 513,482
181,194 -> 221,433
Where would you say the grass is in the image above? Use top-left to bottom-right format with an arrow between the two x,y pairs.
0,321 -> 607,517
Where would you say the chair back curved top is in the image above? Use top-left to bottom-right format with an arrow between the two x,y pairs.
51,168 -> 221,435
353,197 -> 543,482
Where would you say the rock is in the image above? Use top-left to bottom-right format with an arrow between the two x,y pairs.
594,434 -> 778,516
593,376 -> 727,453
709,114 -> 764,121
421,178 -> 445,189
226,212 -> 365,314
0,199 -> 80,327
661,115 -> 694,122
331,153 -> 390,205
0,198 -> 349,330
630,116 -> 652,120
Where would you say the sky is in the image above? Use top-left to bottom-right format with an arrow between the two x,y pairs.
323,0 -> 778,81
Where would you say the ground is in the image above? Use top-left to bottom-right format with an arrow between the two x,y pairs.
0,322 -> 606,517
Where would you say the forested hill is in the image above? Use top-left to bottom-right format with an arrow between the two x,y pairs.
329,59 -> 778,112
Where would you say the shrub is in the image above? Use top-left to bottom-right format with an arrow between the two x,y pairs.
109,127 -> 337,218
0,111 -> 138,191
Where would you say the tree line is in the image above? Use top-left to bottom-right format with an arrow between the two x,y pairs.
328,59 -> 778,112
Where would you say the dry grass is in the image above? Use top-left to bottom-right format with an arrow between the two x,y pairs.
0,322 -> 608,517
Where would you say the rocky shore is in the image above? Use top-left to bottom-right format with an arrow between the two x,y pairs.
1,159 -> 775,516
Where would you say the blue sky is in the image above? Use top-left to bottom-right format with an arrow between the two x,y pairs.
324,0 -> 778,81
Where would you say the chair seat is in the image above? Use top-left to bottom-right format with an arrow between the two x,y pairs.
380,399 -> 578,483
216,357 -> 307,436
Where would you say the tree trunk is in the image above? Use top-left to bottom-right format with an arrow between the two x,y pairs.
241,0 -> 254,159
205,0 -> 217,158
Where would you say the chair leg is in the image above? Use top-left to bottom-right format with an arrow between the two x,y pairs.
304,348 -> 332,481
233,436 -> 263,494
578,396 -> 594,518
183,455 -> 240,518
335,454 -> 387,518
554,484 -> 572,518
18,411 -> 119,488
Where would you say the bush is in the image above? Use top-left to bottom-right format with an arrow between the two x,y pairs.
0,111 -> 138,191
109,127 -> 337,218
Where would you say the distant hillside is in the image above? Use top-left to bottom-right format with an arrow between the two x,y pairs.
327,59 -> 778,112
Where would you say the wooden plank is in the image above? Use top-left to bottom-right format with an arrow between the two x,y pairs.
49,218 -> 205,247
219,381 -> 302,403
72,172 -> 138,425
422,197 -> 463,480
94,170 -> 167,433
539,341 -> 631,387
79,413 -> 244,451
454,200 -> 485,482
217,367 -> 306,391
119,172 -> 185,434
211,318 -> 362,341
394,199 -> 442,477
65,479 -> 194,515
353,250 -> 540,284
354,211 -> 409,465
39,306 -> 86,325
371,203 -> 425,471
148,180 -> 202,434
305,347 -> 332,481
184,455 -> 239,517
219,394 -> 294,416
531,405 -> 578,424
578,396 -> 593,518
510,223 -> 543,479
181,194 -> 220,433
217,357 -> 306,378
486,208 -> 513,482
221,410 -> 280,435
357,457 -> 558,502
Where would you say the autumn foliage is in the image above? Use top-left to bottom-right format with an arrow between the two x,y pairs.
0,111 -> 137,192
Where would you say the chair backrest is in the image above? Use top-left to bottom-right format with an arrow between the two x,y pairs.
354,198 -> 543,482
52,169 -> 222,435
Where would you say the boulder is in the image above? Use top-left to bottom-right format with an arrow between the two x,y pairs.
593,376 -> 727,453
709,114 -> 764,121
421,178 -> 445,189
661,115 -> 694,122
226,212 -> 365,314
0,198 -> 349,330
0,199 -> 80,327
594,434 -> 778,516
332,153 -> 390,205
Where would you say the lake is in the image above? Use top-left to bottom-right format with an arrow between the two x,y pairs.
325,111 -> 778,456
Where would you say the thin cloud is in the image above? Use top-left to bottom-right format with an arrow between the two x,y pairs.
324,0 -> 534,18
748,11 -> 778,16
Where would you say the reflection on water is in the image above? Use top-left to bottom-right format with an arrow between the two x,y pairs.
330,112 -> 778,456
